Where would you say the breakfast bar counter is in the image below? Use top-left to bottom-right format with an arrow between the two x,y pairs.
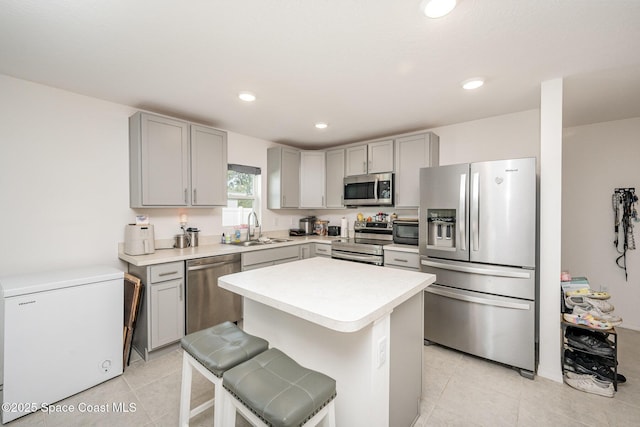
219,257 -> 435,427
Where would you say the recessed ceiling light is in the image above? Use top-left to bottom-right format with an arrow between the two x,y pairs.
315,122 -> 328,129
238,92 -> 256,102
420,0 -> 457,18
462,78 -> 484,90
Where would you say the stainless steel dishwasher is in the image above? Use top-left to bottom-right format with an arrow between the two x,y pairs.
186,254 -> 242,334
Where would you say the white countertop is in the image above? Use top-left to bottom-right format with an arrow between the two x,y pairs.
218,257 -> 435,333
118,235 -> 339,266
118,235 -> 419,266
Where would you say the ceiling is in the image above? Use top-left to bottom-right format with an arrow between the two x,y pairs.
1,0 -> 640,148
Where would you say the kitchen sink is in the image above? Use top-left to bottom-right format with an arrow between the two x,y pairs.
229,238 -> 292,247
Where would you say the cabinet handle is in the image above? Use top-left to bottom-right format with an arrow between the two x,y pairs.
158,271 -> 179,277
322,196 -> 324,206
179,283 -> 183,301
184,188 -> 188,204
283,195 -> 286,206
363,161 -> 366,173
393,258 -> 409,263
193,188 -> 197,204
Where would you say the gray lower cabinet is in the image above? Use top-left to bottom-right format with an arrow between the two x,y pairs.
241,246 -> 301,271
299,243 -> 312,260
129,261 -> 185,361
313,242 -> 332,258
384,249 -> 420,271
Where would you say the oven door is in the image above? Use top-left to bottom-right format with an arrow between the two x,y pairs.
344,173 -> 394,206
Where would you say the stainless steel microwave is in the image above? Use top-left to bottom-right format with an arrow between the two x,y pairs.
343,173 -> 394,207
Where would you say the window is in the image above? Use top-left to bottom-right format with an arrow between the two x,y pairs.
223,164 -> 261,227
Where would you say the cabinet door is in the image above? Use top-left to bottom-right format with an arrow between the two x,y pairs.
191,125 -> 227,206
150,279 -> 184,349
281,147 -> 300,208
141,114 -> 189,206
394,133 -> 436,207
368,139 -> 394,173
299,244 -> 312,259
345,145 -> 367,176
325,148 -> 345,208
300,151 -> 326,208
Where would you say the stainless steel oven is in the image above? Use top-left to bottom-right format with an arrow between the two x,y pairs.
331,221 -> 393,265
392,219 -> 419,245
343,173 -> 394,207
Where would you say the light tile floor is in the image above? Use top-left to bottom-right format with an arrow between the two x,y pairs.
7,328 -> 639,426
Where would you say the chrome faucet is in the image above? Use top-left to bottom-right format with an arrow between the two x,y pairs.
247,211 -> 260,241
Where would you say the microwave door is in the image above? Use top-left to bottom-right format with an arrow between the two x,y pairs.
419,163 -> 470,261
469,158 -> 536,267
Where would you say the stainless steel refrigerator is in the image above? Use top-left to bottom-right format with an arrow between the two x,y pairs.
419,157 -> 537,378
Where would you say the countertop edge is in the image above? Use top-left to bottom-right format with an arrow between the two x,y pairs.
219,261 -> 435,333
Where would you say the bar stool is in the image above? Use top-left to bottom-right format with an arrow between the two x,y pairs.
179,321 -> 269,427
222,348 -> 337,427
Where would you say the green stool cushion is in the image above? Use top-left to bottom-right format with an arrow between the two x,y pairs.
181,321 -> 269,378
223,348 -> 336,427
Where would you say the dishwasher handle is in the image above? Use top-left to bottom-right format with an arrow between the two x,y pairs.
188,261 -> 233,271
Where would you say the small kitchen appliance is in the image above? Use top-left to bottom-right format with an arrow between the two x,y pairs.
298,216 -> 317,235
328,226 -> 341,236
124,224 -> 155,255
392,219 -> 419,245
186,227 -> 199,247
343,173 -> 394,207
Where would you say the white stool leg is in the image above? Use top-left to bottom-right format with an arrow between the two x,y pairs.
178,352 -> 193,427
325,400 -> 336,427
213,379 -> 223,427
222,388 -> 238,427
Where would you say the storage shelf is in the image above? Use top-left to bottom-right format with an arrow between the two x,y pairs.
560,318 -> 618,392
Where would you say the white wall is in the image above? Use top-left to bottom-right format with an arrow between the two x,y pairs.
562,117 -> 640,330
429,109 -> 540,165
0,75 -> 298,276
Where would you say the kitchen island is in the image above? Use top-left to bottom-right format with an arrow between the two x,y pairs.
219,257 -> 435,427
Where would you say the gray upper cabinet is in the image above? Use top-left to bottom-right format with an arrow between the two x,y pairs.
299,151 -> 326,208
267,146 -> 300,209
345,139 -> 394,176
325,148 -> 345,208
345,145 -> 368,176
190,125 -> 227,206
129,112 -> 228,208
394,132 -> 439,208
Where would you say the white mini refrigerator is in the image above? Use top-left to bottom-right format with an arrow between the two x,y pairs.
0,266 -> 123,423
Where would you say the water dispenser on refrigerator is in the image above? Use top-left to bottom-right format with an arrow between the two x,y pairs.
426,209 -> 456,249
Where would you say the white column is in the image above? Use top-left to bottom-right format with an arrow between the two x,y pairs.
537,78 -> 563,382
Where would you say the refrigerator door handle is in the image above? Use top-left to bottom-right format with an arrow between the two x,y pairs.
425,286 -> 531,310
459,173 -> 466,251
421,259 -> 532,279
471,172 -> 480,251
